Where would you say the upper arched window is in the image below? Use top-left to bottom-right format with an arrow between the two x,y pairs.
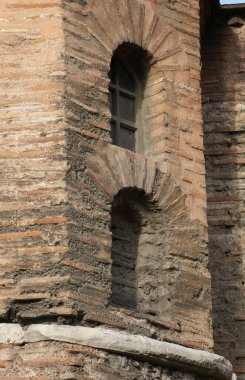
109,59 -> 138,152
109,43 -> 149,153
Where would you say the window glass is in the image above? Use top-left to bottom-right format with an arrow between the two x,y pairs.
109,90 -> 117,115
110,121 -> 117,145
119,94 -> 135,122
109,59 -> 137,151
118,63 -> 135,91
119,125 -> 135,152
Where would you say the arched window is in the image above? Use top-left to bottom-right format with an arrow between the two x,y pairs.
109,43 -> 149,153
109,59 -> 138,152
110,188 -> 164,316
110,192 -> 140,309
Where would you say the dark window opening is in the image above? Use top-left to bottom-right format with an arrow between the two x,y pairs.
110,187 -> 174,318
108,43 -> 149,153
110,190 -> 142,309
109,59 -> 137,151
110,188 -> 161,315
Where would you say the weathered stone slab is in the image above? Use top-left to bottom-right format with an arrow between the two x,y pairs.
0,323 -> 24,344
0,323 -> 234,380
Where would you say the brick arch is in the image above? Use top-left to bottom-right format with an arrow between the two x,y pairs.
86,142 -> 155,200
86,141 -> 188,219
96,0 -> 189,90
82,0 -> 186,68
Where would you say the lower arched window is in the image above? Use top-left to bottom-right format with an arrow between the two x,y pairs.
110,190 -> 140,309
110,188 -> 162,316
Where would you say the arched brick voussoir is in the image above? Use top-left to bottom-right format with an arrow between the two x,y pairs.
85,141 -> 158,199
86,141 -> 190,221
83,0 -> 187,69
153,171 -> 188,220
85,153 -> 119,200
87,0 -> 125,54
87,0 -> 157,52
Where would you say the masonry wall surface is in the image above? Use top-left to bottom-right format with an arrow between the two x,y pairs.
202,8 -> 245,380
0,0 -> 227,378
0,341 -> 218,380
63,0 -> 213,350
0,324 -> 234,380
0,0 -> 212,343
0,0 -> 70,321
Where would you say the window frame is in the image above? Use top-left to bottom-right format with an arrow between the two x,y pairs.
109,58 -> 143,153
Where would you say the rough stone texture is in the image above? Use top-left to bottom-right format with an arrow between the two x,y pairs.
0,0 -> 241,379
0,2 -> 212,349
0,0 -> 69,322
0,324 -> 234,380
62,0 -> 213,351
0,341 -> 220,380
202,7 -> 245,380
84,142 -> 212,348
63,0 -> 207,225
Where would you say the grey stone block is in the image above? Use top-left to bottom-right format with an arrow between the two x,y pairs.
0,323 -> 234,380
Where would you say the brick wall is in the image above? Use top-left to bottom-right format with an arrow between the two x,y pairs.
0,340 -> 217,380
0,323 -> 233,380
83,143 -> 212,349
0,0 -> 219,377
152,0 -> 208,225
63,0 -> 213,350
63,0 -> 208,225
202,8 -> 245,379
0,0 -> 71,321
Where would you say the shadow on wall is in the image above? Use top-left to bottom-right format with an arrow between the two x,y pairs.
201,15 -> 244,373
110,187 -> 169,316
110,188 -> 142,310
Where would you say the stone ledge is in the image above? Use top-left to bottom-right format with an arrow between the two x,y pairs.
0,324 -> 235,380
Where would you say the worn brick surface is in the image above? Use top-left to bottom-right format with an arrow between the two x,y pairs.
0,0 -> 70,320
83,142 -> 212,349
61,0 -> 213,351
202,7 -> 245,380
63,0 -> 208,225
0,341 -> 218,380
0,0 -> 232,378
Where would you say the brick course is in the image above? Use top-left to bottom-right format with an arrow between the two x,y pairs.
0,0 -> 69,321
202,7 -> 245,379
0,340 -> 217,380
1,0 -> 241,378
